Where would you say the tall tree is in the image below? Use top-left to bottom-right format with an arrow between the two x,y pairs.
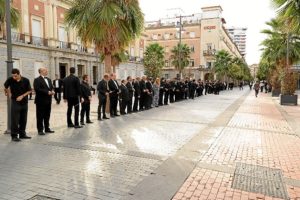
214,50 -> 232,80
272,0 -> 300,33
0,0 -> 20,32
66,0 -> 144,73
143,43 -> 164,78
170,43 -> 191,78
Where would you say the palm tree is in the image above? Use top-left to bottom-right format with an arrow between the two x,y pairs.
143,43 -> 165,78
170,43 -> 191,78
214,50 -> 232,81
65,0 -> 144,73
272,0 -> 300,33
0,0 -> 20,32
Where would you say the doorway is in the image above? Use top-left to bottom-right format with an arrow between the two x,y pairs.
59,63 -> 67,79
93,66 -> 98,85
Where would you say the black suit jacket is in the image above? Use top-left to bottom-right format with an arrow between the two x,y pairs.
34,76 -> 53,105
146,81 -> 153,95
126,82 -> 134,99
108,79 -> 119,97
80,81 -> 92,102
120,84 -> 129,101
133,80 -> 141,96
63,74 -> 81,99
52,79 -> 63,91
97,79 -> 109,98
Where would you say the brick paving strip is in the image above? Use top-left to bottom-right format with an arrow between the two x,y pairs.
123,91 -> 249,200
170,93 -> 300,200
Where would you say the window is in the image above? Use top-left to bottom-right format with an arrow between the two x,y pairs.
165,46 -> 169,53
189,32 -> 195,38
31,19 -> 42,45
152,34 -> 158,40
165,60 -> 169,67
190,46 -> 195,52
190,59 -> 195,67
164,33 -> 170,40
58,26 -> 66,42
130,47 -> 135,57
206,62 -> 212,69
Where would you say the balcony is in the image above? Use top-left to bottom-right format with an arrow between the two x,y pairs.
129,56 -> 143,63
29,36 -> 48,47
2,32 -> 26,44
203,49 -> 216,56
58,41 -> 71,49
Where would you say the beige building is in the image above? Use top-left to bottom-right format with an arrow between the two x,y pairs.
0,0 -> 145,85
144,6 -> 243,80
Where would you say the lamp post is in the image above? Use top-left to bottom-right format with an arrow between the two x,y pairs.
5,0 -> 13,134
176,14 -> 194,79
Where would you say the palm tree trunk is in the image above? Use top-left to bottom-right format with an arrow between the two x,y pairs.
104,54 -> 112,73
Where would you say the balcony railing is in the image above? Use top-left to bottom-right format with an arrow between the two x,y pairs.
129,56 -> 143,63
30,36 -> 48,47
58,41 -> 71,49
203,49 -> 216,56
2,32 -> 26,44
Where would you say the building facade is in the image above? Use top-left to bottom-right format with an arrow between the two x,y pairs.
144,6 -> 243,80
226,27 -> 247,57
1,0 -> 145,86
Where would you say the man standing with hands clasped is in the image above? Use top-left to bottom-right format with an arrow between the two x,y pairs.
33,67 -> 55,135
63,67 -> 82,128
4,68 -> 32,142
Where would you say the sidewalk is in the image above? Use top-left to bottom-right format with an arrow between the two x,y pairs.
172,92 -> 300,200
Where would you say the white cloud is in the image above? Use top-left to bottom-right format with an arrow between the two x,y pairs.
139,0 -> 276,65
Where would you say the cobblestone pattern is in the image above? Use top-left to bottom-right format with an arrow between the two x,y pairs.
172,168 -> 300,200
173,93 -> 300,200
0,142 -> 161,200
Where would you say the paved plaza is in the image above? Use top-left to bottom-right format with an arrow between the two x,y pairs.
0,89 -> 299,200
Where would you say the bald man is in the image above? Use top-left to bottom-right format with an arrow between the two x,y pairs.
33,67 -> 55,135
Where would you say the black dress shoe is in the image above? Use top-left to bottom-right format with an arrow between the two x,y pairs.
80,122 -> 85,125
38,132 -> 46,135
12,137 -> 21,142
86,121 -> 93,124
45,129 -> 55,133
115,114 -> 120,117
103,117 -> 110,119
19,135 -> 31,139
68,124 -> 75,128
74,125 -> 83,129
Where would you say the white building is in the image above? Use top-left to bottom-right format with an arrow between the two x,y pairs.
226,27 -> 247,57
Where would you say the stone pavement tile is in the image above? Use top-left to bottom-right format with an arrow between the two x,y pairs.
172,168 -> 299,200
199,127 -> 300,179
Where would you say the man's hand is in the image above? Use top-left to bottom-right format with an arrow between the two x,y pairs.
80,98 -> 84,103
88,96 -> 92,101
16,95 -> 24,102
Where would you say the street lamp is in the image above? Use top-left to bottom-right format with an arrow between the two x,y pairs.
5,0 -> 13,134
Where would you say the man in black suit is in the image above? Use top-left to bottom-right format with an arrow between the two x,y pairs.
158,78 -> 165,106
63,67 -> 82,128
145,77 -> 153,109
53,74 -> 63,104
139,76 -> 147,110
126,76 -> 134,114
33,67 -> 55,135
80,74 -> 93,125
133,77 -> 141,112
4,68 -> 32,142
120,80 -> 129,115
97,74 -> 110,120
164,79 -> 170,105
108,73 -> 120,117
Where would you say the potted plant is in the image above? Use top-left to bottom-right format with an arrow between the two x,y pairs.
279,69 -> 298,105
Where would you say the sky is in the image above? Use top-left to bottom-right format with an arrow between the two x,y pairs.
139,0 -> 276,65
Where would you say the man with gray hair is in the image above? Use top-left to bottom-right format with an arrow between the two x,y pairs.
33,67 -> 55,135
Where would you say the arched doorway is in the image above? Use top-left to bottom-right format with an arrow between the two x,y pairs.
204,73 -> 213,81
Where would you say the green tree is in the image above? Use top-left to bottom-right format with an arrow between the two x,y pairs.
0,0 -> 20,31
214,50 -> 232,81
66,0 -> 144,73
143,43 -> 164,78
272,0 -> 300,33
170,43 -> 191,78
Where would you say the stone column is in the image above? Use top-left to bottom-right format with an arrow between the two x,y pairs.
50,56 -> 55,79
53,4 -> 58,40
74,59 -> 78,75
55,57 -> 59,78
